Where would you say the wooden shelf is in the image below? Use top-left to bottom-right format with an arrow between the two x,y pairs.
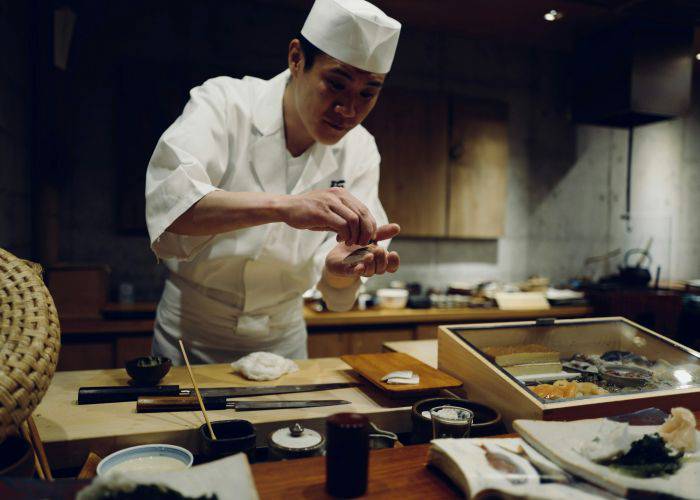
303,305 -> 592,327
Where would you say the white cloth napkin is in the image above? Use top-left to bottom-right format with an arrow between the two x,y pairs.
231,351 -> 299,381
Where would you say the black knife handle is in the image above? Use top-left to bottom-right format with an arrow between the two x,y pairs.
77,385 -> 181,404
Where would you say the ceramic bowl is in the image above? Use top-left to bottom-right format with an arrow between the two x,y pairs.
375,288 -> 409,309
97,444 -> 193,477
125,356 -> 172,385
411,397 -> 503,444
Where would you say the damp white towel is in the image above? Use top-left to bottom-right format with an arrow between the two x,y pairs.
231,352 -> 299,381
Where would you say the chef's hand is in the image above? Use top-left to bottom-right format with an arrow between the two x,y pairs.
279,187 -> 377,246
325,223 -> 401,279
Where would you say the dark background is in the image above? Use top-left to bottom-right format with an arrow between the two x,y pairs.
3,0 -> 700,302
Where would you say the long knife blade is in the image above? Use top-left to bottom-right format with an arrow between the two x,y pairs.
231,400 -> 351,410
136,396 -> 351,413
195,382 -> 360,398
80,382 -> 360,405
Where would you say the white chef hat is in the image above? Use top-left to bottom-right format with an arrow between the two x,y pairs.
301,0 -> 401,74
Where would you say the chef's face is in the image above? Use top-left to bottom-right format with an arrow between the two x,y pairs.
289,40 -> 385,145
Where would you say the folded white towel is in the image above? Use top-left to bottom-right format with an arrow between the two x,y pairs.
231,352 -> 299,381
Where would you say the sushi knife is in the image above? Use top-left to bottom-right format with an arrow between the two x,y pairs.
136,396 -> 351,413
77,382 -> 361,405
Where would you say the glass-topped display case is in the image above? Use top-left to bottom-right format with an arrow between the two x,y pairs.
438,317 -> 700,428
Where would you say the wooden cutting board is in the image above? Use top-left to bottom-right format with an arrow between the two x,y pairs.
341,352 -> 462,397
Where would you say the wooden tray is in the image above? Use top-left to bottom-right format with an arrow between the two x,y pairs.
341,352 -> 462,397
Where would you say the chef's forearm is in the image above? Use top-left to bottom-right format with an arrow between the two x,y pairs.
167,190 -> 285,235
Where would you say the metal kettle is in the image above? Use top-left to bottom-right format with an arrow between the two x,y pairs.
618,248 -> 652,288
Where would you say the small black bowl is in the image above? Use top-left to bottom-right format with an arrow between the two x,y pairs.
199,419 -> 257,463
125,356 -> 172,386
411,397 -> 504,444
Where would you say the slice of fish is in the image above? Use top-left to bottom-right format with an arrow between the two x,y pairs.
384,375 -> 420,385
381,370 -> 414,382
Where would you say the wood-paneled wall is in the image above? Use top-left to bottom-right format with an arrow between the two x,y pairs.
365,88 -> 509,239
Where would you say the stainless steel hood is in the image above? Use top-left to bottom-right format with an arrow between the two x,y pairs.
572,19 -> 694,127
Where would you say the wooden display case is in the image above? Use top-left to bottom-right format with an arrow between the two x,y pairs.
438,317 -> 700,429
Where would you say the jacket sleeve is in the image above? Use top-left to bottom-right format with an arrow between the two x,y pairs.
316,134 -> 390,312
145,78 -> 232,260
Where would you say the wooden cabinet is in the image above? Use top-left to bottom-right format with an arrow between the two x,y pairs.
415,323 -> 439,340
364,88 -> 508,239
307,327 -> 413,358
364,88 -> 448,237
448,98 -> 509,238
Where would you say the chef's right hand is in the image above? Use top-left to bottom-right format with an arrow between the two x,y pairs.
278,187 -> 377,246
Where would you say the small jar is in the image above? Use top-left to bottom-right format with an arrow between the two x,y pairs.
267,423 -> 324,461
326,413 -> 369,498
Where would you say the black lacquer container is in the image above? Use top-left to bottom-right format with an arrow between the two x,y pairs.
325,412 -> 369,497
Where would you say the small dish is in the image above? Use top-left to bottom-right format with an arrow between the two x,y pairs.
125,356 -> 172,386
97,444 -> 193,477
599,364 -> 653,387
375,288 -> 409,309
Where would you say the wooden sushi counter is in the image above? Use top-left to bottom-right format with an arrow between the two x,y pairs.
34,357 -> 418,470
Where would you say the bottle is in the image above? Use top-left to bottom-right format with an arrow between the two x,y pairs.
325,413 -> 369,497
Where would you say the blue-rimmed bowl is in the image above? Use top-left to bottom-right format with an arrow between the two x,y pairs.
96,444 -> 193,477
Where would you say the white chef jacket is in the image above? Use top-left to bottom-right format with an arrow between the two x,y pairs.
145,69 -> 388,363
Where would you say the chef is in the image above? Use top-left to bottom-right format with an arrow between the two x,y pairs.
145,0 -> 402,364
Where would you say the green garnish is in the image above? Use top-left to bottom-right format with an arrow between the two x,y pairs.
96,484 -> 217,499
603,433 -> 683,478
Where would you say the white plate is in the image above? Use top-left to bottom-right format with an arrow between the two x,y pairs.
514,418 -> 700,498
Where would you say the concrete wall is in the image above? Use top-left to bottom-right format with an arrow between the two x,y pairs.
526,78 -> 700,285
0,1 -> 31,258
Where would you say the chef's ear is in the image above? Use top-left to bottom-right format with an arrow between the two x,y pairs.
288,39 -> 305,77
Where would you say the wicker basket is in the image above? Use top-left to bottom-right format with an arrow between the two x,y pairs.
0,248 -> 60,444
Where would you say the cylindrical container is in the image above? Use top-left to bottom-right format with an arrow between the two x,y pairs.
199,419 -> 257,463
267,423 -> 324,460
326,413 -> 369,498
430,405 -> 474,439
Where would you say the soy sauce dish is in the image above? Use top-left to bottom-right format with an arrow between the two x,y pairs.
125,356 -> 172,386
96,444 -> 193,477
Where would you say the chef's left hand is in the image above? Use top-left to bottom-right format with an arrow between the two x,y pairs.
325,223 -> 401,278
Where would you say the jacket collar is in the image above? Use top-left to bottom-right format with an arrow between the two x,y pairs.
251,70 -> 289,137
250,69 -> 341,194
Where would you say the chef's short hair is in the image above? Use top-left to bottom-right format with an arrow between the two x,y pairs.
298,34 -> 322,70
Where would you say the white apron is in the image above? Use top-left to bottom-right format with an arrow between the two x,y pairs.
152,274 -> 307,365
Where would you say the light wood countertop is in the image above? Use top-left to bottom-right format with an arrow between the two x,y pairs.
35,358 -> 414,470
304,305 -> 591,327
